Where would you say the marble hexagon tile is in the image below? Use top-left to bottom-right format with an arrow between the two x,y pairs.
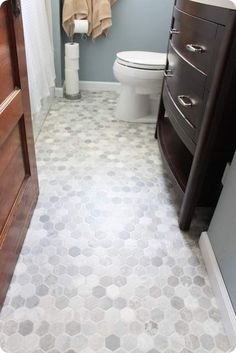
0,92 -> 232,353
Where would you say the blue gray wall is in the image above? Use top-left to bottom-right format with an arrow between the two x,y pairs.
208,152 -> 236,312
60,0 -> 174,83
52,0 -> 63,87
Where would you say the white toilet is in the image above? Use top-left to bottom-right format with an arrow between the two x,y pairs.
113,51 -> 167,123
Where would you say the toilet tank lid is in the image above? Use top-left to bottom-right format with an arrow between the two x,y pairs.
117,51 -> 167,69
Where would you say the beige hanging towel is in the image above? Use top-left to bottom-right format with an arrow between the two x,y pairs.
62,0 -> 92,38
91,0 -> 117,40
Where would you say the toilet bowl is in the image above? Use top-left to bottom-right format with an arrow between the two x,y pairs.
113,51 -> 166,123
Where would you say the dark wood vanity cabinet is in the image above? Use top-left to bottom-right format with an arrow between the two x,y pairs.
156,0 -> 236,230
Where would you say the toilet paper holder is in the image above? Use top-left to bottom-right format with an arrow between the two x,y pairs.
64,20 -> 89,100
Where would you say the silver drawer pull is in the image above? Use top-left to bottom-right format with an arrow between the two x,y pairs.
164,70 -> 173,78
170,28 -> 180,35
178,95 -> 194,108
186,44 -> 206,53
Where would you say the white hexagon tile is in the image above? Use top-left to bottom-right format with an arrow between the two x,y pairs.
0,92 -> 232,353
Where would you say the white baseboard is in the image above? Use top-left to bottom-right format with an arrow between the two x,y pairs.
199,232 -> 236,348
80,80 -> 120,93
33,92 -> 54,141
55,87 -> 64,98
56,81 -> 120,96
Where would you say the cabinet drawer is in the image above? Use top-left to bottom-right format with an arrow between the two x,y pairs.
166,44 -> 207,131
163,82 -> 196,154
171,7 -> 218,74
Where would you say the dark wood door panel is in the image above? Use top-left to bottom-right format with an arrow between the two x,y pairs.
0,1 -> 39,308
0,90 -> 23,143
0,143 -> 27,237
0,4 -> 16,104
0,251 -> 17,305
0,122 -> 22,177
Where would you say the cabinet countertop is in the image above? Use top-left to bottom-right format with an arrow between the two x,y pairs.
190,0 -> 236,10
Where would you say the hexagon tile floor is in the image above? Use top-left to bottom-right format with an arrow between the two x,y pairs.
0,92 -> 232,353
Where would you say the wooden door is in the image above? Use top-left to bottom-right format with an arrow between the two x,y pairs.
0,0 -> 39,308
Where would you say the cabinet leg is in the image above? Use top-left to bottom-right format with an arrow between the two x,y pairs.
178,177 -> 200,230
178,212 -> 192,231
155,97 -> 165,140
155,124 -> 158,139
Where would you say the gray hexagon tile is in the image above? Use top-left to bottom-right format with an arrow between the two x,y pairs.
0,92 -> 232,353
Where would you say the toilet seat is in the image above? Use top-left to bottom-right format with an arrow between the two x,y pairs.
116,51 -> 166,70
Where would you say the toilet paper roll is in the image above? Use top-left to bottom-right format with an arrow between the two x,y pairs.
65,56 -> 79,71
74,20 -> 89,34
65,43 -> 79,59
65,69 -> 80,95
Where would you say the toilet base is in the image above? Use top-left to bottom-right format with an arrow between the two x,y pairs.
116,86 -> 159,124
